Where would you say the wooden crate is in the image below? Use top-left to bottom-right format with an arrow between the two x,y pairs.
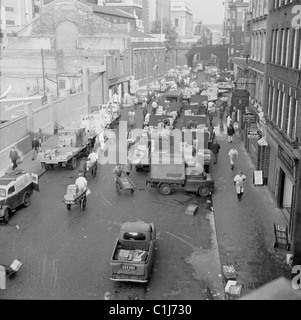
185,204 -> 198,216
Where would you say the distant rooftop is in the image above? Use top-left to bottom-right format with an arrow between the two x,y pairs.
129,30 -> 155,38
92,4 -> 136,20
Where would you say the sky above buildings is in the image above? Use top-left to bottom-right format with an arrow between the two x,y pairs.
189,0 -> 224,25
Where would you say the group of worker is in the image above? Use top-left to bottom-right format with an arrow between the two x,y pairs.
75,149 -> 99,196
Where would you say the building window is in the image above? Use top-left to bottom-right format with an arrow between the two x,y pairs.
5,7 -> 14,12
285,29 -> 290,67
272,86 -> 278,122
175,18 -> 178,27
288,96 -> 297,140
283,93 -> 290,134
276,90 -> 283,127
6,20 -> 15,25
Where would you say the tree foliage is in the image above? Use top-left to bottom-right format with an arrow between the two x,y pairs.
150,19 -> 178,53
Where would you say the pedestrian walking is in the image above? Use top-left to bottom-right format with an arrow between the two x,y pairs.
151,100 -> 158,115
226,114 -> 232,128
231,107 -> 237,124
128,109 -> 136,130
32,137 -> 40,160
9,147 -> 19,170
142,104 -> 148,119
228,147 -> 238,170
211,140 -> 221,164
234,171 -> 247,201
227,122 -> 235,143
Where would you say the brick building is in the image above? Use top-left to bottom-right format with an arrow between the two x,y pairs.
264,0 -> 301,240
233,0 -> 269,182
0,0 -> 131,107
222,0 -> 250,70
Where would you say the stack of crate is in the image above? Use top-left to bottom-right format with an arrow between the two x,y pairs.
64,184 -> 78,201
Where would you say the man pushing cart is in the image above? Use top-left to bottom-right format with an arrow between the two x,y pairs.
113,164 -> 135,194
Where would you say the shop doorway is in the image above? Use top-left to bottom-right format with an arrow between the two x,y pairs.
277,168 -> 293,219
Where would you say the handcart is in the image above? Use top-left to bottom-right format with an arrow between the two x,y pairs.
85,160 -> 98,177
273,223 -> 291,251
62,189 -> 87,211
115,173 -> 135,194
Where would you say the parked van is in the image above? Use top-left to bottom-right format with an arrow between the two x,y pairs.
0,169 -> 39,223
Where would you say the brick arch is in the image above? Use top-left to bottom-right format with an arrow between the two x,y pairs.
55,20 -> 79,50
186,45 -> 229,71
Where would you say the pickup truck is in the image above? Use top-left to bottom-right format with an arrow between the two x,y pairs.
110,221 -> 156,283
146,152 -> 214,197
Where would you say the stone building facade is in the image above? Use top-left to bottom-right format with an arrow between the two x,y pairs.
0,0 -> 131,108
264,0 -> 301,239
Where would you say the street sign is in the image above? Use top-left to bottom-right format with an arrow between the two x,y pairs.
243,113 -> 256,123
232,89 -> 250,108
248,130 -> 261,138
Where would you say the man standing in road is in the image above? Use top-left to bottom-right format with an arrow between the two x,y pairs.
128,109 -> 136,130
9,147 -> 19,170
32,137 -> 40,160
151,100 -> 158,115
75,172 -> 88,196
228,147 -> 238,170
211,140 -> 221,164
234,171 -> 247,201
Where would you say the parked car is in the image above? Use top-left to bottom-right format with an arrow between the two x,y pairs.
0,169 -> 39,223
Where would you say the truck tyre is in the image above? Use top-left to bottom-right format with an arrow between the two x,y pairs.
23,193 -> 30,208
70,157 -> 77,170
198,186 -> 210,197
159,183 -> 172,195
3,208 -> 10,224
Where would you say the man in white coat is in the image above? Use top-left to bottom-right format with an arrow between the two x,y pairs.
234,171 -> 247,201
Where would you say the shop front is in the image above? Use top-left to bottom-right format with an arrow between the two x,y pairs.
266,130 -> 300,235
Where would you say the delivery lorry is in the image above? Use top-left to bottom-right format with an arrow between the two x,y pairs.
146,152 -> 214,197
37,122 -> 95,171
110,221 -> 156,283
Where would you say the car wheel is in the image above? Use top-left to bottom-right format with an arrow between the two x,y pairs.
198,186 -> 210,197
3,208 -> 10,224
159,183 -> 172,196
23,193 -> 30,208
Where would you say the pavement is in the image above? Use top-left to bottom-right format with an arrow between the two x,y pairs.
0,102 -> 292,299
210,117 -> 292,297
0,147 -> 46,178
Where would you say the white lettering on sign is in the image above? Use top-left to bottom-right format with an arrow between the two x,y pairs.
4,102 -> 25,112
292,5 -> 301,29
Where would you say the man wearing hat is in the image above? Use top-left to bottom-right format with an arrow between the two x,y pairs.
75,172 -> 88,196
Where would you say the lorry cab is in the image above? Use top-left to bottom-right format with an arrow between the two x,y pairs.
0,169 -> 39,224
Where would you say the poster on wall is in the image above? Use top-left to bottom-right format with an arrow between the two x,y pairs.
253,170 -> 263,186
